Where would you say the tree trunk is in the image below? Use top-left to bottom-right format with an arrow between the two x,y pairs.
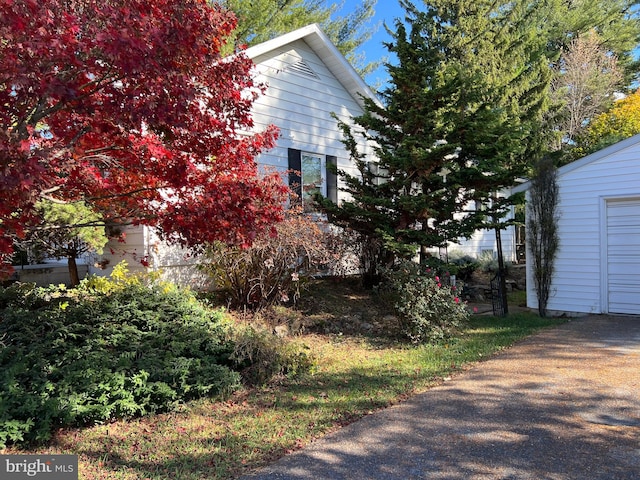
494,226 -> 509,316
419,244 -> 429,267
68,256 -> 80,287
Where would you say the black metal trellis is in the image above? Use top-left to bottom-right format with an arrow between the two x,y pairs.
490,271 -> 506,317
491,222 -> 509,317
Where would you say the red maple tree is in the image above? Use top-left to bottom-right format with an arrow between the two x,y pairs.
0,0 -> 288,276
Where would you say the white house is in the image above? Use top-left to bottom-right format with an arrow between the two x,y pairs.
13,24 -> 518,286
95,24 -> 380,287
440,210 -> 519,264
514,134 -> 640,316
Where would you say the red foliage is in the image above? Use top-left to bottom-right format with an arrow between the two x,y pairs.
0,0 -> 287,270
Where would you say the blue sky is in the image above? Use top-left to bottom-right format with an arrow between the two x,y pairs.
350,0 -> 406,87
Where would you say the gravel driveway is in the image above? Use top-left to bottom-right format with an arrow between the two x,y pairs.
241,315 -> 640,479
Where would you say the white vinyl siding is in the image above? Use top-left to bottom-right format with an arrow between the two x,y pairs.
100,225 -> 150,276
249,38 -> 371,185
442,198 -> 517,263
447,226 -> 517,263
100,224 -> 210,289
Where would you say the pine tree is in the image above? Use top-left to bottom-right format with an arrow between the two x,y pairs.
318,0 -> 554,280
547,0 -> 640,84
215,0 -> 378,75
22,201 -> 108,286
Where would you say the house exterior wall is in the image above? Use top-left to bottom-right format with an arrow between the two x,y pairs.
525,139 -> 640,315
250,39 -> 519,263
98,225 -> 150,276
99,225 -> 211,289
249,38 -> 372,183
95,36 -> 373,287
448,225 -> 517,263
61,28 -> 521,288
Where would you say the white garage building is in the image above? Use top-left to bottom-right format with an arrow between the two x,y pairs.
515,134 -> 640,316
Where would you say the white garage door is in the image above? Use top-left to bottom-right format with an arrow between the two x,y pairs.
607,199 -> 640,314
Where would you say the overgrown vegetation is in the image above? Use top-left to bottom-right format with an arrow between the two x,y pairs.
228,323 -> 315,386
200,209 -> 342,311
422,251 -> 481,283
0,264 -> 243,448
0,245 -> 566,480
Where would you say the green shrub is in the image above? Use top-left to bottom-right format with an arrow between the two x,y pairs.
421,253 -> 478,283
379,260 -> 470,343
476,250 -> 511,274
0,267 -> 241,447
228,324 -> 315,385
446,251 -> 479,281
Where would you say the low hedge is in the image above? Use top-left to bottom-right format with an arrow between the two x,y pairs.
0,269 -> 240,447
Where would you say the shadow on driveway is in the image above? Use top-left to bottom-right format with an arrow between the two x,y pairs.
241,315 -> 640,480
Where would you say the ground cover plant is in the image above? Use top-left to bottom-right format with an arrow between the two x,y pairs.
0,276 -> 565,479
0,264 -> 243,448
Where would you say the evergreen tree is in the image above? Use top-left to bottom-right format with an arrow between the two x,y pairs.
215,0 -> 378,76
19,201 -> 108,286
318,0 -> 554,279
548,0 -> 640,85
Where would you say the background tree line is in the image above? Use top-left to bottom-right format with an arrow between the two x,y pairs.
316,0 -> 639,286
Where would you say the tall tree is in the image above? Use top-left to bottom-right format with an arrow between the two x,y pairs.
527,157 -> 560,317
551,32 -> 624,152
0,0 -> 289,278
572,89 -> 640,157
318,0 -> 553,281
548,0 -> 640,79
545,0 -> 640,157
216,0 -> 378,76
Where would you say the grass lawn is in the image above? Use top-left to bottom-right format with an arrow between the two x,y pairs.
1,281 -> 564,479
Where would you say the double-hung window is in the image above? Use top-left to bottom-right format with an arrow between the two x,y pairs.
288,148 -> 338,212
301,152 -> 324,210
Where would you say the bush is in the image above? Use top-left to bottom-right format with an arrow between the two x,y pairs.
446,251 -> 479,282
200,208 -> 339,311
0,265 -> 241,447
379,260 -> 470,343
228,323 -> 315,385
476,250 -> 511,275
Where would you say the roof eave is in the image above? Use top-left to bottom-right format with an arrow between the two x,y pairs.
512,133 -> 640,193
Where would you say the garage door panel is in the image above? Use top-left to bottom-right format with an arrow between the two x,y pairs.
607,199 -> 640,315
